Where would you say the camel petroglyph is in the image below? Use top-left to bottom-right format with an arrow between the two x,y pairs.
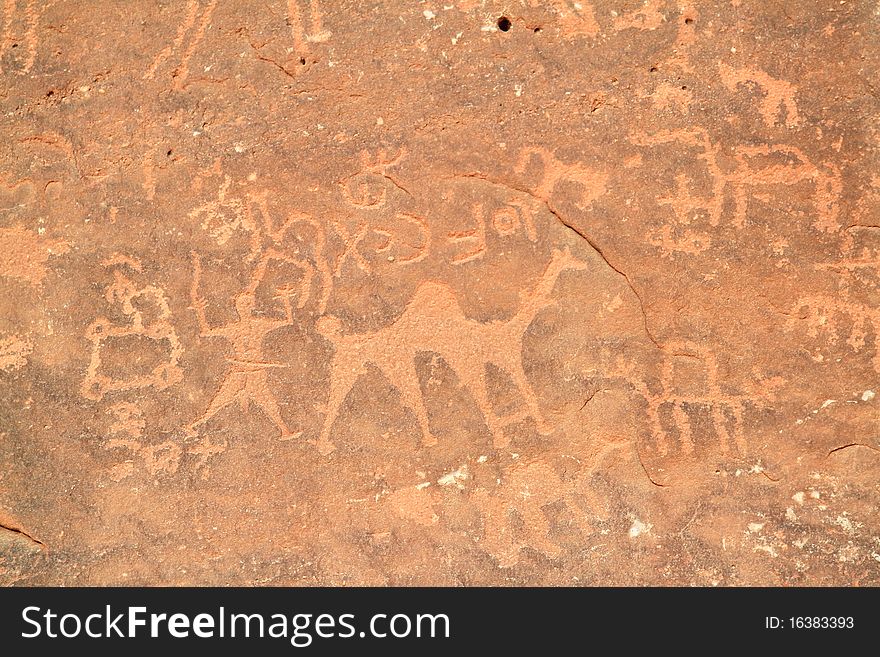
315,248 -> 590,455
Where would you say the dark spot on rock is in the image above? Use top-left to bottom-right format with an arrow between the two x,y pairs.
497,16 -> 511,32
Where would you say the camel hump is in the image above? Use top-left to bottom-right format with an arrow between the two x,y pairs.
406,281 -> 463,317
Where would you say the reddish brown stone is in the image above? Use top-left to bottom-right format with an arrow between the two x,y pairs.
1,0 -> 878,585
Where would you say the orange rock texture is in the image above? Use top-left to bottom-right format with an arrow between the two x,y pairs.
1,0 -> 878,585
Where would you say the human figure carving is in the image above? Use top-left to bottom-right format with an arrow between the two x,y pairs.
187,250 -> 307,440
315,248 -> 590,455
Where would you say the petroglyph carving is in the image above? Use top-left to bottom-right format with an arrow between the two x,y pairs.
729,145 -> 841,232
288,0 -> 330,56
186,177 -> 328,445
629,344 -> 752,457
144,0 -> 217,89
248,190 -> 332,313
627,129 -> 723,253
107,402 -> 145,445
333,211 -> 429,274
103,403 -> 182,480
0,0 -> 42,74
189,178 -> 332,312
490,201 -> 538,240
631,128 -> 724,226
719,62 -> 800,128
81,256 -> 184,401
446,200 -> 538,265
447,203 -> 487,265
189,175 -> 260,255
787,293 -> 880,372
315,248 -> 590,455
371,211 -> 431,265
631,131 -> 842,234
187,250 -> 305,440
0,225 -> 69,288
472,460 -> 591,568
339,148 -> 407,211
516,146 -> 608,211
0,334 -> 32,372
331,216 -> 370,275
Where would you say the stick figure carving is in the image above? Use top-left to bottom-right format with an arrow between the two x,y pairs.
315,248 -> 590,455
187,250 -> 309,440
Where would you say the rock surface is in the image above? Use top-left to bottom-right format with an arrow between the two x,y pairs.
1,0 -> 878,585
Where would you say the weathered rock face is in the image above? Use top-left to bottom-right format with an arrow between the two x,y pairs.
1,0 -> 878,586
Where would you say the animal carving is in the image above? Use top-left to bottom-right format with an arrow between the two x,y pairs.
315,248 -> 590,455
729,144 -> 841,232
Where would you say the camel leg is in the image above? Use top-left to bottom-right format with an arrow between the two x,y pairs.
672,400 -> 694,455
451,359 -> 506,448
382,359 -> 435,448
317,357 -> 363,455
504,356 -> 552,434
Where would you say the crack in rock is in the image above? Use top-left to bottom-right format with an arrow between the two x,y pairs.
449,171 -> 663,350
0,520 -> 48,552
